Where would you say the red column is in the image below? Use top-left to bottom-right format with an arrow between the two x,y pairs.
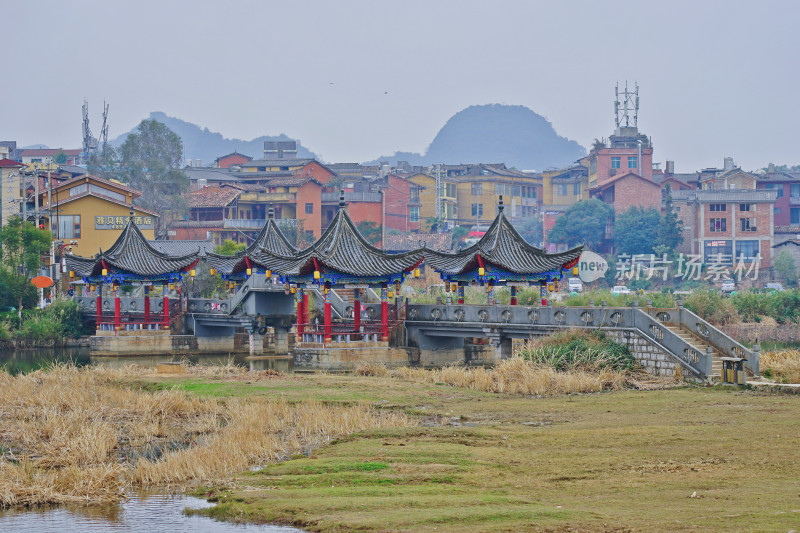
303,293 -> 309,327
540,284 -> 547,307
96,285 -> 102,330
114,287 -> 121,334
380,284 -> 389,341
510,286 -> 517,306
163,284 -> 170,329
323,284 -> 332,341
353,288 -> 361,333
457,285 -> 464,305
296,288 -> 305,335
144,285 -> 151,325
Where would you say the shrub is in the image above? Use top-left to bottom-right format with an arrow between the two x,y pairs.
516,329 -> 637,372
14,314 -> 62,345
683,290 -> 737,325
43,298 -> 86,338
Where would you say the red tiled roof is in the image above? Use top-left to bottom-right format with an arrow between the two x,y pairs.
589,171 -> 661,192
187,186 -> 241,208
221,182 -> 264,192
0,158 -> 24,167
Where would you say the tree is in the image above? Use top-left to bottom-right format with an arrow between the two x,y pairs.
773,250 -> 798,286
614,207 -> 661,255
53,150 -> 67,165
547,199 -> 613,250
87,144 -> 118,181
215,239 -> 245,255
451,226 -> 469,246
0,216 -> 52,313
657,184 -> 683,254
118,120 -> 189,237
512,217 -> 543,247
356,221 -> 382,246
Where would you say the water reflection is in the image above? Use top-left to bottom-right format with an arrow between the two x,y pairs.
0,348 -> 293,374
0,494 -> 302,532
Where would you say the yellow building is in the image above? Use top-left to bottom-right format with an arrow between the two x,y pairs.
44,175 -> 158,254
541,164 -> 589,207
408,173 -> 458,231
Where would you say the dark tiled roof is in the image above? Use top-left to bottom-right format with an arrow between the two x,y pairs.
66,219 -> 199,277
206,214 -> 298,275
149,239 -> 215,255
252,206 -> 423,278
187,186 -> 241,208
424,206 -> 582,275
384,233 -> 453,252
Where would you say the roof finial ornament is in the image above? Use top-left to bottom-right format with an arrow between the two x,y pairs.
130,205 -> 134,217
339,189 -> 346,208
498,195 -> 504,214
268,203 -> 274,219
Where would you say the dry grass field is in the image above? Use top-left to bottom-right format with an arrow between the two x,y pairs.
1,362 -> 799,531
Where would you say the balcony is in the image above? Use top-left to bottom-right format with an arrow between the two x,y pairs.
322,191 -> 382,203
239,192 -> 296,203
790,196 -> 800,206
223,218 -> 298,229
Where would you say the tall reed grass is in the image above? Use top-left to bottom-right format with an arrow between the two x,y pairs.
0,364 -> 412,508
761,349 -> 800,384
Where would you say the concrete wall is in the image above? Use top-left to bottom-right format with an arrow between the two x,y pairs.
605,329 -> 677,377
91,333 -> 263,356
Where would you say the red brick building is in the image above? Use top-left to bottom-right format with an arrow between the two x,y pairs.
588,171 -> 662,215
214,152 -> 252,169
672,189 -> 777,269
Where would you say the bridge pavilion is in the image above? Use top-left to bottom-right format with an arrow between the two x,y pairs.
424,197 -> 583,306
65,209 -> 200,335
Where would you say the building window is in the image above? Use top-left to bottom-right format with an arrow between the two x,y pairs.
471,203 -> 483,217
739,203 -> 752,212
704,240 -> 732,264
494,183 -> 511,195
410,188 -> 420,203
57,215 -> 80,239
471,183 -> 482,196
512,185 -> 521,197
305,203 -> 313,214
766,183 -> 784,197
573,183 -> 580,195
740,218 -> 757,232
735,240 -> 759,261
710,218 -> 727,232
710,203 -> 727,212
557,184 -> 568,196
410,206 -> 419,223
628,156 -> 638,169
792,208 -> 800,225
611,157 -> 621,169
531,187 -> 537,199
589,158 -> 597,175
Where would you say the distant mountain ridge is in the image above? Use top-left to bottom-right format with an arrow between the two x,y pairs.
109,111 -> 317,165
366,104 -> 586,170
111,105 -> 585,170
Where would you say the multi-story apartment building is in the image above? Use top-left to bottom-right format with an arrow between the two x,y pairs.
672,188 -> 777,269
756,163 -> 800,226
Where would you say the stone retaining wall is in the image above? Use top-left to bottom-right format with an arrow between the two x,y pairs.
606,329 -> 677,377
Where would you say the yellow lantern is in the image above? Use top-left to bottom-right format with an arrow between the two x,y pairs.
266,269 -> 272,278
69,270 -> 75,278
478,267 -> 485,277
451,284 -> 457,292
169,284 -> 174,290
388,290 -> 394,299
209,268 -> 216,276
246,268 -> 252,276
547,283 -> 554,292
572,267 -> 579,276
190,269 -> 196,277
101,268 -> 108,276
313,270 -> 320,280
414,268 -> 420,278
290,286 -> 296,294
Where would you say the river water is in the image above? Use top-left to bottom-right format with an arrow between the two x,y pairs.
0,347 -> 297,532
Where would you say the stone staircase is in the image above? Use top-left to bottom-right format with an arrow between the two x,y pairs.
662,323 -> 723,380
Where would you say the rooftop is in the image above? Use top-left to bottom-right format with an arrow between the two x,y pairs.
187,186 -> 241,208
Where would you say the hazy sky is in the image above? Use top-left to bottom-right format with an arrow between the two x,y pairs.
6,1 -> 799,172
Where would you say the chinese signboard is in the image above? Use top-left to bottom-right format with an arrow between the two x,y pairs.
94,215 -> 154,230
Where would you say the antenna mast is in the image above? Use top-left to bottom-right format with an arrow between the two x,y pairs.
434,163 -> 442,224
613,81 -> 639,129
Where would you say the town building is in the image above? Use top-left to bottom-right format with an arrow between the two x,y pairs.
214,151 -> 252,169
20,148 -> 82,170
0,158 -> 25,226
756,163 -> 800,226
672,188 -> 777,269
